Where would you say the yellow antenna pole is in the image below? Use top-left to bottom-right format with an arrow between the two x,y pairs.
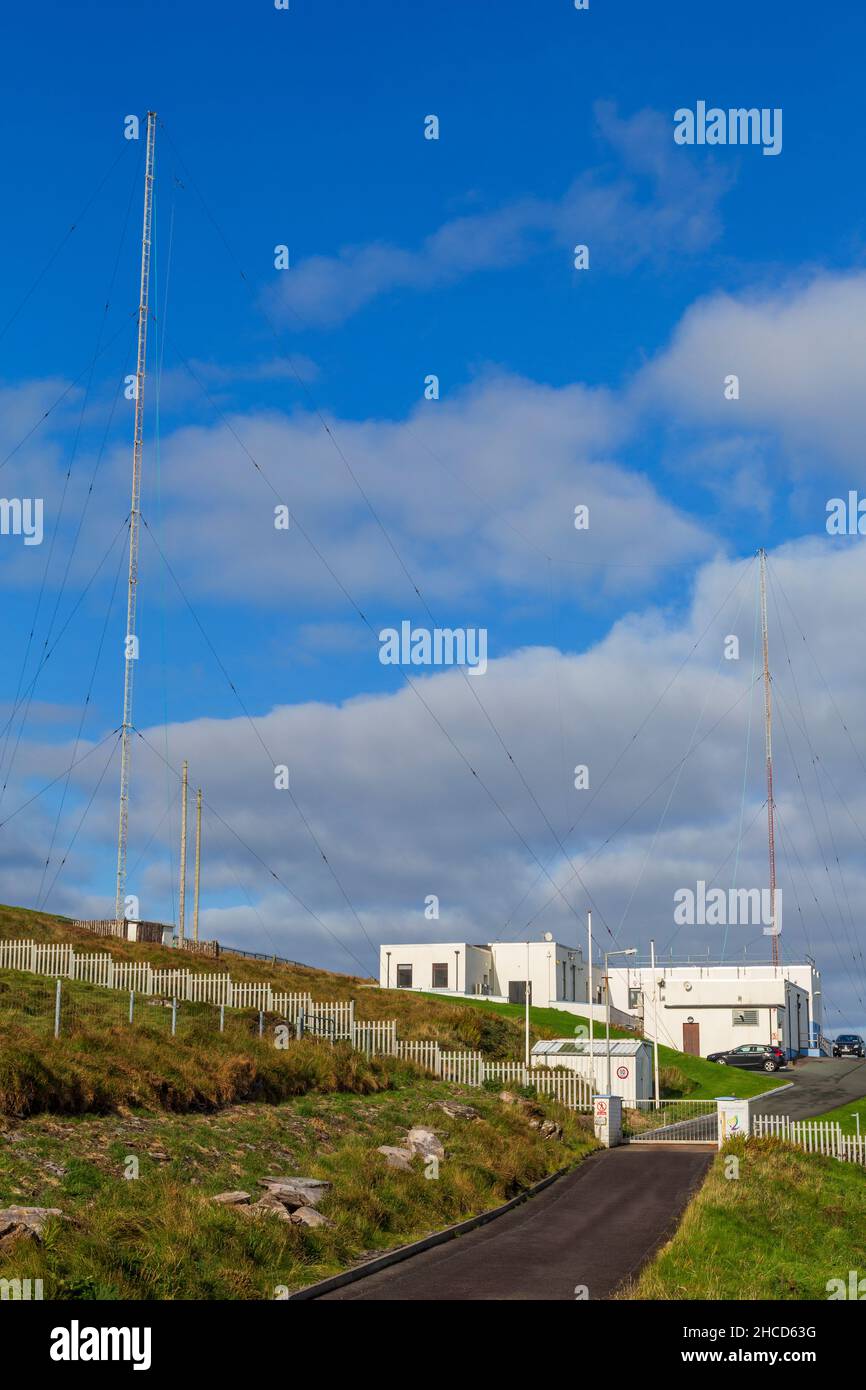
178,760 -> 189,945
193,788 -> 202,943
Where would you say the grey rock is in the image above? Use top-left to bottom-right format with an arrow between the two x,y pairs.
406,1128 -> 445,1160
212,1190 -> 251,1206
257,1177 -> 332,1209
376,1145 -> 414,1172
435,1101 -> 480,1121
0,1206 -> 64,1243
528,1117 -> 563,1139
245,1193 -> 294,1222
289,1205 -> 332,1228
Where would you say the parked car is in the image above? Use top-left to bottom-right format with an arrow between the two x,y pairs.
832,1033 -> 865,1058
706,1043 -> 787,1072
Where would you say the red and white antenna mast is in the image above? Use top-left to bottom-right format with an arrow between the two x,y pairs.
759,548 -> 780,967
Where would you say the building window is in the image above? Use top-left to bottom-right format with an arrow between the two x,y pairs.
431,963 -> 448,989
733,1008 -> 759,1026
628,987 -> 643,1011
396,964 -> 413,989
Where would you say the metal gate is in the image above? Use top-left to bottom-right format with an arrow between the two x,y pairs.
624,1099 -> 718,1144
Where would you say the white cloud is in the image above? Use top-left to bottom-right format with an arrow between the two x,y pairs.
266,102 -> 732,328
7,540 -> 866,1028
634,271 -> 866,470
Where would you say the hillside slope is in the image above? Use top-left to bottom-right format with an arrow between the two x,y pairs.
621,1137 -> 866,1300
1,902 -> 777,1096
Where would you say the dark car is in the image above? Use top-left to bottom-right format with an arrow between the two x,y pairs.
833,1034 -> 865,1058
706,1043 -> 787,1072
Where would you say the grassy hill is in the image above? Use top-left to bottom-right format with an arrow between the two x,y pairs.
0,901 -> 602,1298
0,905 -> 521,1056
620,1136 -> 866,1299
0,900 -> 802,1300
424,994 -> 784,1100
0,902 -> 782,1099
0,1080 -> 598,1299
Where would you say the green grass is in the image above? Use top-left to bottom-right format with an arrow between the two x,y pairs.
0,1081 -> 597,1299
621,1136 -> 866,1299
429,994 -> 783,1099
810,1095 -> 866,1134
0,903 -> 527,1056
0,905 -> 602,1298
0,969 -> 422,1116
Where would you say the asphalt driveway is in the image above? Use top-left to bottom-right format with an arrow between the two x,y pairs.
318,1145 -> 713,1301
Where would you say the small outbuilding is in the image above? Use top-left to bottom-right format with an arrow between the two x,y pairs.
531,1038 -> 653,1104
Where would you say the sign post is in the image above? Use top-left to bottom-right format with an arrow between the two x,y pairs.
717,1096 -> 752,1147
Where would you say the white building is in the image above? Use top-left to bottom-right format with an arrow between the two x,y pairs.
605,961 -> 822,1059
532,1038 -> 653,1104
379,938 -> 587,1008
379,940 -> 824,1060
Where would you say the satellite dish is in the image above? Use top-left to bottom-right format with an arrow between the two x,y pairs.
543,931 -> 553,942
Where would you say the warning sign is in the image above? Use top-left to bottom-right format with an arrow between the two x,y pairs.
616,1065 -> 629,1080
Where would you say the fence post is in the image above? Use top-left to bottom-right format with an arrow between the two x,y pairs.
258,1010 -> 264,1038
219,1004 -> 225,1033
171,997 -> 177,1037
297,1009 -> 305,1040
129,991 -> 134,1025
54,979 -> 61,1039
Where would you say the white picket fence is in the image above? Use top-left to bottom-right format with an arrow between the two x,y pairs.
753,1113 -> 866,1165
395,1039 -> 442,1072
0,940 -> 318,1016
0,938 -> 595,1108
354,1020 -> 398,1056
436,1052 -> 594,1108
481,1060 -> 594,1111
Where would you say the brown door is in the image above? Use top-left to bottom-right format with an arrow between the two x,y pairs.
682,1022 -> 700,1056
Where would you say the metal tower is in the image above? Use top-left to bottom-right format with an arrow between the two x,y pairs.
115,111 -> 156,926
759,549 -> 780,966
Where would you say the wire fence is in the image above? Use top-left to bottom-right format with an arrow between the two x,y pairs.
0,968 -> 596,1111
0,972 -> 303,1044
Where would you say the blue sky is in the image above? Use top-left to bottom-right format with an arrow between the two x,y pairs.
2,1 -> 866,1031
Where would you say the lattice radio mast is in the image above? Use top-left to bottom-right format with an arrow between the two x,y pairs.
115,111 -> 156,926
759,548 -> 781,967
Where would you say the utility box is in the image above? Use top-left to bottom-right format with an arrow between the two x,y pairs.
594,1095 -> 622,1148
